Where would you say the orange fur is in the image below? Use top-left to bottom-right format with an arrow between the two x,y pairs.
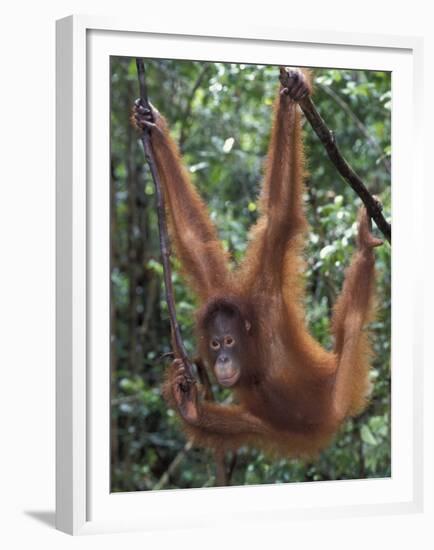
141,68 -> 380,458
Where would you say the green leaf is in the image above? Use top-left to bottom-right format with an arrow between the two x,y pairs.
361,425 -> 377,445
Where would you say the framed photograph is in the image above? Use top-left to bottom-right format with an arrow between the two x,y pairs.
56,15 -> 423,535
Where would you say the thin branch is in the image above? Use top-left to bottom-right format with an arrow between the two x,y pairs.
215,449 -> 230,486
179,64 -> 212,151
135,58 -> 195,379
196,359 -> 236,486
280,67 -> 391,244
227,452 -> 238,481
135,60 -> 233,488
195,357 -> 214,401
152,441 -> 193,491
151,360 -> 236,490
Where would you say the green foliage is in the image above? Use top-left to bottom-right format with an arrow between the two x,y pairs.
110,58 -> 391,492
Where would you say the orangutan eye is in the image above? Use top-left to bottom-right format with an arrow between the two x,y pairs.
210,340 -> 220,350
225,336 -> 235,347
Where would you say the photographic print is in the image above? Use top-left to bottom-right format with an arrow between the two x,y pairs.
110,57 -> 391,492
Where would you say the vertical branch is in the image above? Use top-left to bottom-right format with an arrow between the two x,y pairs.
135,58 -> 195,380
134,59 -> 235,487
215,450 -> 230,486
196,359 -> 236,486
178,63 -> 212,152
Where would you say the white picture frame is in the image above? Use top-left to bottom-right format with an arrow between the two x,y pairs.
56,15 -> 424,535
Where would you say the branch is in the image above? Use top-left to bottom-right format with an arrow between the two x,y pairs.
280,68 -> 391,244
135,61 -> 234,488
196,359 -> 236,486
152,441 -> 193,491
135,58 -> 195,379
179,64 -> 212,152
215,449 -> 230,486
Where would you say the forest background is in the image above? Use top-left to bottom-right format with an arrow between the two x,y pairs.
110,58 -> 391,492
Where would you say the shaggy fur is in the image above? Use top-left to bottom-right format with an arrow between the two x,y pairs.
135,68 -> 381,458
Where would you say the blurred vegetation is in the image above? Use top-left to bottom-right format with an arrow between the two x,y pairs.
110,58 -> 391,492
